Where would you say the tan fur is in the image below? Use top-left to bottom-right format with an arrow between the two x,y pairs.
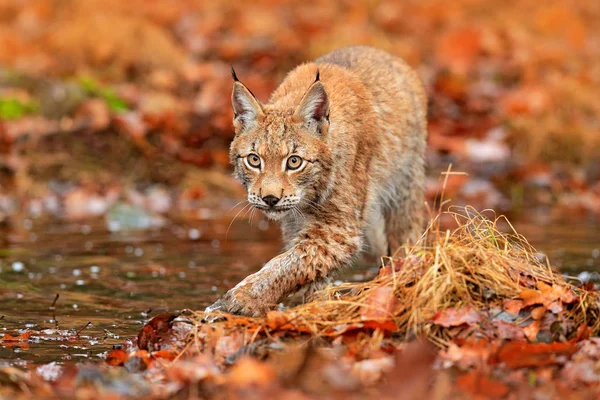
207,46 -> 427,316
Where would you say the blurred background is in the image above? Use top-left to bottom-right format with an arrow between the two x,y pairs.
0,0 -> 599,365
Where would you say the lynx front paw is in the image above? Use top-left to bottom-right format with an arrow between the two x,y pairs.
205,287 -> 271,317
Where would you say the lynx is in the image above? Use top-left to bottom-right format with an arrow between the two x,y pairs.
207,46 -> 427,316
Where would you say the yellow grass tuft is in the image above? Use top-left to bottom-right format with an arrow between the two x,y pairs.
193,206 -> 600,349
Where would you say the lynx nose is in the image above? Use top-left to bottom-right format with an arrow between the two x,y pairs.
262,195 -> 280,207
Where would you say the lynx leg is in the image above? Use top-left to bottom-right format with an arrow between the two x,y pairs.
384,170 -> 425,255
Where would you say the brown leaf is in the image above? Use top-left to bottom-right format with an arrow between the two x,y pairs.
360,285 -> 399,320
530,306 -> 547,320
503,299 -> 524,315
519,288 -> 544,307
1,331 -> 31,343
227,356 -> 276,388
266,311 -> 290,329
432,306 -> 481,327
137,313 -> 177,351
436,27 -> 482,74
105,348 -> 128,366
214,331 -> 245,363
522,320 -> 541,342
151,349 -> 176,362
497,342 -> 577,369
456,371 -> 509,399
440,340 -> 492,370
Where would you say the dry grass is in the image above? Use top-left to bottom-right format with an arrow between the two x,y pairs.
193,206 -> 600,348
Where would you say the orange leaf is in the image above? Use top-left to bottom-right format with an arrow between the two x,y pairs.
362,320 -> 398,332
227,357 -> 276,388
106,348 -> 128,366
265,311 -> 289,329
522,320 -> 541,342
519,288 -> 544,307
151,349 -> 176,361
530,306 -> 547,320
360,286 -> 399,320
432,306 -> 481,327
456,371 -> 509,399
503,299 -> 524,315
497,342 -> 577,369
1,331 -> 31,343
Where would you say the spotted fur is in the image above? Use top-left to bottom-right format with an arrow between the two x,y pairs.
207,46 -> 428,316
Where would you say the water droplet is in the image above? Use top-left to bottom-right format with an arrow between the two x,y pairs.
179,272 -> 186,278
593,249 -> 600,259
211,286 -> 217,292
188,261 -> 196,269
81,224 -> 91,235
72,304 -> 78,309
211,239 -> 220,249
90,265 -> 100,273
11,262 -> 24,272
76,280 -> 85,286
134,248 -> 144,257
188,228 -> 201,240
578,271 -> 591,282
125,245 -> 133,254
16,293 -> 24,299
73,269 -> 81,277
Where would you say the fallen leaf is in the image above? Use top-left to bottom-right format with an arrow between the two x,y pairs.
137,313 -> 177,351
503,299 -> 524,315
227,357 -> 276,388
497,342 -> 577,369
457,371 -> 509,399
360,286 -> 399,320
1,331 -> 31,342
151,349 -> 176,361
530,306 -> 547,320
519,288 -> 544,307
105,348 -> 128,366
432,306 -> 481,327
522,320 -> 541,342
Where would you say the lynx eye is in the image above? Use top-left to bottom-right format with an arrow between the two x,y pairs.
246,154 -> 261,169
286,156 -> 303,170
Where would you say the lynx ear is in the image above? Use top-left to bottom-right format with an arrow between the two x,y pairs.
231,69 -> 264,133
293,74 -> 329,136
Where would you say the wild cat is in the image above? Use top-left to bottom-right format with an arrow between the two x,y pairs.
207,46 -> 427,316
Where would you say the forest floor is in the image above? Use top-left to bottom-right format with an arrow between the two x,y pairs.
1,0 -> 599,398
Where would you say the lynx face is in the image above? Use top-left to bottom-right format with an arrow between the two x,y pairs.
229,72 -> 333,220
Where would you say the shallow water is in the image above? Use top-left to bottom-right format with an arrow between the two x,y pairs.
0,212 -> 598,366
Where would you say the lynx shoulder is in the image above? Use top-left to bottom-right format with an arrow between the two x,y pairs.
207,46 -> 427,316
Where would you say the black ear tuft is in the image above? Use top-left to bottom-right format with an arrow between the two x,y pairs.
315,69 -> 320,82
231,66 -> 239,82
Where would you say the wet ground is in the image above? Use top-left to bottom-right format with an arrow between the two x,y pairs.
1,210 -> 599,366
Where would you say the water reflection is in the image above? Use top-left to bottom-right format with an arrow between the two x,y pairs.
0,216 -> 281,365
